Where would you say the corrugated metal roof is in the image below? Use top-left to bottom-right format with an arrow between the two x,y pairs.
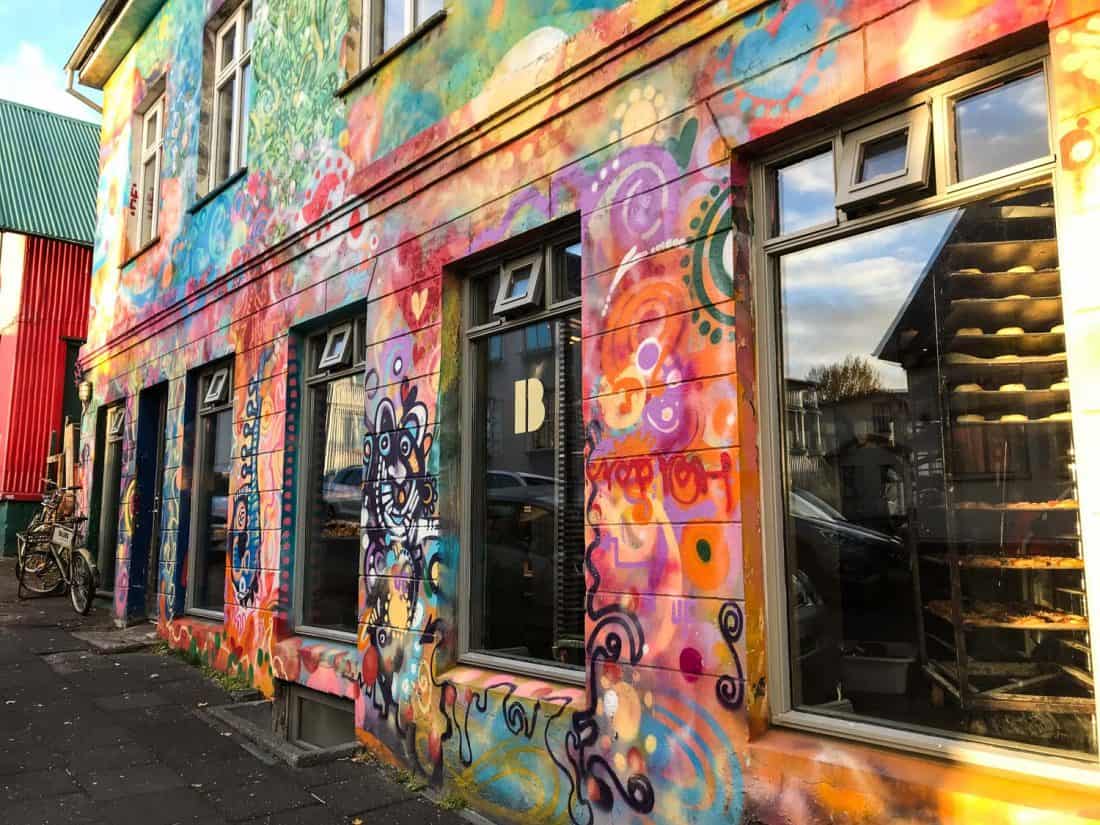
0,99 -> 99,245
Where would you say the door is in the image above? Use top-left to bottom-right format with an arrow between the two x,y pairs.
135,383 -> 169,620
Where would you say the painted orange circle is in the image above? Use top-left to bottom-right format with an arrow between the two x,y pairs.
681,523 -> 728,592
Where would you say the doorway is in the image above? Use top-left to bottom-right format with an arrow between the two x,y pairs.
134,383 -> 169,620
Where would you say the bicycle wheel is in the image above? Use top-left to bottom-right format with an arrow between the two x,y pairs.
70,552 -> 96,615
17,542 -> 63,595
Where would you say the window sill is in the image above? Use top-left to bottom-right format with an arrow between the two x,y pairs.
188,167 -> 248,215
767,709 -> 1100,792
335,9 -> 447,98
458,650 -> 585,687
443,658 -> 586,700
185,607 -> 226,622
292,624 -> 358,647
120,235 -> 161,269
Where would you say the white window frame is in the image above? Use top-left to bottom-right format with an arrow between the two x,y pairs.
209,3 -> 251,191
292,316 -> 366,643
458,228 -> 586,686
360,0 -> 444,66
753,48 -> 1100,787
137,94 -> 165,246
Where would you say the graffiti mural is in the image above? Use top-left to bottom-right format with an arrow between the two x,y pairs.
77,0 -> 1100,823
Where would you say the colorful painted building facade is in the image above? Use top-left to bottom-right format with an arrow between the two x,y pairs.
0,100 -> 98,551
68,0 -> 1100,822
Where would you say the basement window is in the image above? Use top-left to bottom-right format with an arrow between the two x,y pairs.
287,686 -> 356,749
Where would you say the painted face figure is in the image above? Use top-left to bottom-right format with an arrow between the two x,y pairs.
231,496 -> 258,607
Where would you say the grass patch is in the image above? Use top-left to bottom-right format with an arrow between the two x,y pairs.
438,793 -> 466,811
152,641 -> 253,693
351,748 -> 377,765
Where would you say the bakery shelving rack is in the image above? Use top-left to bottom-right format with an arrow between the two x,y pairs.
901,186 -> 1095,746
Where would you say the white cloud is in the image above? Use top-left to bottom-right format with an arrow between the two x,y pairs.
0,41 -> 100,122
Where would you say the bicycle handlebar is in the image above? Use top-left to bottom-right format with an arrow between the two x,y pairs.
42,481 -> 82,492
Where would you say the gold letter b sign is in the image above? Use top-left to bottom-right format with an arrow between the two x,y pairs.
514,378 -> 546,434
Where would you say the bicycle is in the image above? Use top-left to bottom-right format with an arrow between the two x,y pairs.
15,482 -> 98,614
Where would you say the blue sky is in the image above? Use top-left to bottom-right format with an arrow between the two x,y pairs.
0,0 -> 104,121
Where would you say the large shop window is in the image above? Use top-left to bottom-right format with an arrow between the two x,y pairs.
188,362 -> 233,616
207,2 -> 252,191
759,52 -> 1098,764
295,318 -> 367,638
462,231 -> 585,676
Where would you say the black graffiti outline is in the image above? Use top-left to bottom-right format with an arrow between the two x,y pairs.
715,600 -> 745,710
553,419 -> 655,825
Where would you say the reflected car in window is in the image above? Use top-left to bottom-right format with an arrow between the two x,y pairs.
481,484 -> 557,660
486,470 -> 555,489
789,488 -> 904,600
321,466 -> 363,521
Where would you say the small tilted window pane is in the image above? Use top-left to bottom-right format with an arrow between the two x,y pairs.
775,149 -> 835,236
107,406 -> 126,440
493,253 -> 544,315
858,131 -> 908,183
506,265 -> 532,299
203,368 -> 229,406
317,324 -> 352,370
955,71 -> 1050,182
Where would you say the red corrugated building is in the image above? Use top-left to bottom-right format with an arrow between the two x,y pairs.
0,100 -> 99,552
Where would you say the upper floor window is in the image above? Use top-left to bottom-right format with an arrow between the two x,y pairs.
137,94 -> 164,246
361,0 -> 444,66
209,3 -> 252,190
462,228 -> 585,678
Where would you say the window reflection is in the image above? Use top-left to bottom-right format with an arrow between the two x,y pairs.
471,314 -> 584,667
780,184 -> 1094,757
858,131 -> 908,182
955,72 -> 1049,181
195,408 -> 231,611
775,149 -> 835,235
302,373 -> 365,633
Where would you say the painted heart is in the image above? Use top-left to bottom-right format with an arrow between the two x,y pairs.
410,287 -> 428,321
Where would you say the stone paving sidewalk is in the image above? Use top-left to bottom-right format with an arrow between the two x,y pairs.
0,558 -> 470,825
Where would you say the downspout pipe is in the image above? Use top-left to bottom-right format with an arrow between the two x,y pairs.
66,68 -> 103,116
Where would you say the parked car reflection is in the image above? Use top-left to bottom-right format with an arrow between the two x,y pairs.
321,465 -> 364,523
789,488 -> 904,602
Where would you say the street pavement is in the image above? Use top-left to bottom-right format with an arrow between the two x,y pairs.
0,558 -> 469,825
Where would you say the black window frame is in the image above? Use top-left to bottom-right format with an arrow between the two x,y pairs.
458,222 -> 587,684
292,315 -> 367,641
186,359 -> 235,617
